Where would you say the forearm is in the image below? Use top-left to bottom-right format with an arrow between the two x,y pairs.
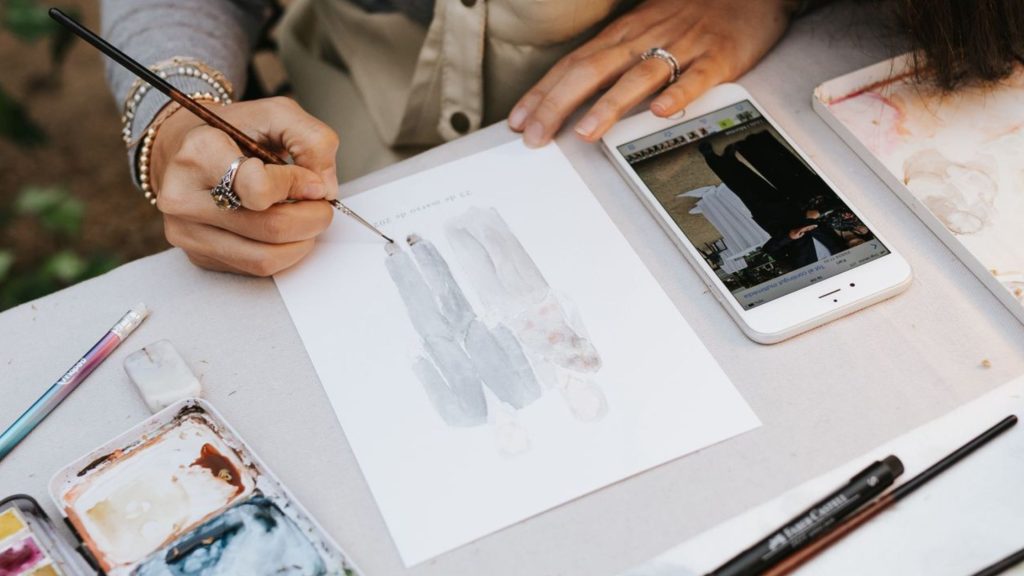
102,0 -> 270,179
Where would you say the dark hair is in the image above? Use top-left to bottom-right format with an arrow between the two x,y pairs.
897,0 -> 1024,90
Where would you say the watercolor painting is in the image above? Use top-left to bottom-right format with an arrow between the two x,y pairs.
384,207 -> 606,453
815,54 -> 1024,321
275,141 -> 760,566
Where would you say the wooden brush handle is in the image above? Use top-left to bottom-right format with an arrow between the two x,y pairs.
762,495 -> 893,576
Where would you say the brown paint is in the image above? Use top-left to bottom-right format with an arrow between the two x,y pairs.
76,450 -> 119,477
826,70 -> 917,106
190,443 -> 244,495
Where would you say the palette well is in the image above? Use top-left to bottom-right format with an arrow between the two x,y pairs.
0,495 -> 93,576
49,399 -> 361,576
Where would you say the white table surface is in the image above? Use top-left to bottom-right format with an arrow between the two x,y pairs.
2,3 -> 1023,575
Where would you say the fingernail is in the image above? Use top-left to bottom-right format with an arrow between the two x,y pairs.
508,106 -> 528,131
574,115 -> 600,139
523,122 -> 546,148
651,100 -> 668,116
303,181 -> 325,199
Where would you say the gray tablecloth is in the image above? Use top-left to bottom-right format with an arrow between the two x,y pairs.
2,3 -> 1023,575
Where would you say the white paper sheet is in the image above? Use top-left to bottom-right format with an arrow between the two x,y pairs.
620,375 -> 1024,576
275,141 -> 760,566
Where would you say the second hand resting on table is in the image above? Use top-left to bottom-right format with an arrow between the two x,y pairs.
147,0 -> 798,276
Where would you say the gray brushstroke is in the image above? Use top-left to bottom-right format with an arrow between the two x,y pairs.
409,235 -> 474,336
386,234 -> 542,426
446,207 -> 602,374
465,320 -> 541,408
416,340 -> 486,426
385,207 -> 608,432
386,241 -> 487,426
385,243 -> 450,338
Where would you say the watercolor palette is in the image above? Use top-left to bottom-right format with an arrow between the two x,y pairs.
48,399 -> 362,576
0,495 -> 93,576
814,54 -> 1024,324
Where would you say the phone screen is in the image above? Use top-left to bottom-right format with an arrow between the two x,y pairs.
617,101 -> 891,309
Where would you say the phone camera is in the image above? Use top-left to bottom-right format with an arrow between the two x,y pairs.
849,282 -> 856,287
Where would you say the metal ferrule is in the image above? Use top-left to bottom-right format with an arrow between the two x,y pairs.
111,306 -> 148,339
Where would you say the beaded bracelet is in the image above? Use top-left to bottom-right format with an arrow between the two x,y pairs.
136,93 -> 226,206
122,57 -> 234,147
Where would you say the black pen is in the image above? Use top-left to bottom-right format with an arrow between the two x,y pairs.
706,456 -> 904,576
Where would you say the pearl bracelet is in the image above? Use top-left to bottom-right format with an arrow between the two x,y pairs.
122,57 -> 234,147
136,93 -> 226,206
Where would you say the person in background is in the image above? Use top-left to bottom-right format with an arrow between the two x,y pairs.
101,0 -> 1024,276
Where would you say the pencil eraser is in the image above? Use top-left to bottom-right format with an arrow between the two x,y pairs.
130,302 -> 149,319
123,339 -> 201,413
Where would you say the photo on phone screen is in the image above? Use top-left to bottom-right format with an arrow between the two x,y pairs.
617,101 -> 891,309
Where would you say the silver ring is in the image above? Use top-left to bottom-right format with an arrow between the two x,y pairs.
641,47 -> 681,86
211,156 -> 248,211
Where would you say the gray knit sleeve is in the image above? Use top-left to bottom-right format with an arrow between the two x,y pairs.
101,0 -> 271,183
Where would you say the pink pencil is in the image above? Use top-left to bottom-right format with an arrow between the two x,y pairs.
0,304 -> 148,461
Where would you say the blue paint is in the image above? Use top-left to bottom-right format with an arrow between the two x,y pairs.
135,496 -> 331,576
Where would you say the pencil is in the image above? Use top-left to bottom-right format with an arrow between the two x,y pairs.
48,8 -> 393,244
0,305 -> 148,462
763,414 -> 1018,576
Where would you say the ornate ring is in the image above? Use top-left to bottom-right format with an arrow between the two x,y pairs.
641,47 -> 682,86
211,156 -> 249,211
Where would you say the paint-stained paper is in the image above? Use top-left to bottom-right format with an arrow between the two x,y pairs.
275,141 -> 760,566
815,55 -> 1024,323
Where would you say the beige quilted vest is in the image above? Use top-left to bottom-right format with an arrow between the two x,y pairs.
278,0 -> 632,179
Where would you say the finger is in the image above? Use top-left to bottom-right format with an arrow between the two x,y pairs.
227,97 -> 340,199
185,251 -> 245,274
161,191 -> 334,244
650,55 -> 728,117
212,200 -> 334,245
164,217 -> 316,277
508,35 -> 628,132
573,57 -> 675,142
518,48 -> 638,147
233,159 -> 330,210
173,126 -> 330,211
507,0 -> 689,132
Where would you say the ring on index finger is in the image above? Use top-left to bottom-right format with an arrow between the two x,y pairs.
211,156 -> 250,211
640,47 -> 682,86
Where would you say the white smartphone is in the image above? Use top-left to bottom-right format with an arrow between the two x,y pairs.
602,84 -> 911,344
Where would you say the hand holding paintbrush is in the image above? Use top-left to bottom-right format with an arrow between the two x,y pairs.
49,9 -> 391,276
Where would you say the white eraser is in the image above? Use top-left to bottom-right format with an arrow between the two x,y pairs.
123,339 -> 202,413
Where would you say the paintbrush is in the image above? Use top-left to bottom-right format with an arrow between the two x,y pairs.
969,545 -> 1024,576
763,414 -> 1018,576
48,8 -> 393,244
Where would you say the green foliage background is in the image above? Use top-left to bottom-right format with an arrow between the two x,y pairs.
0,0 -> 120,310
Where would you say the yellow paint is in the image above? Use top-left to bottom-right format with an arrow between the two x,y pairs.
30,564 -> 61,576
0,508 -> 26,541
